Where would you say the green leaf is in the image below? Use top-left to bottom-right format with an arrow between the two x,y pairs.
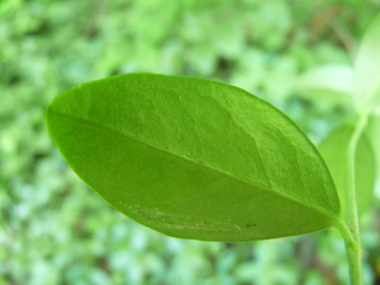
354,13 -> 380,108
46,73 -> 340,242
367,114 -> 380,179
295,65 -> 354,107
319,124 -> 376,219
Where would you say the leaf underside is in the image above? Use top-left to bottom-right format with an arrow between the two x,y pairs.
295,65 -> 354,106
46,73 -> 340,242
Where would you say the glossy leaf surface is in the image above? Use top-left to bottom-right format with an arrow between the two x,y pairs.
46,73 -> 340,241
319,125 -> 376,218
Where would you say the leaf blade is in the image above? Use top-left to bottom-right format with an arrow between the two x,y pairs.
319,124 -> 376,218
47,73 -> 341,241
295,64 -> 354,106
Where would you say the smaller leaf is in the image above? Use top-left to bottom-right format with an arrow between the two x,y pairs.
319,124 -> 376,219
366,115 -> 380,179
295,65 -> 354,107
354,13 -> 380,108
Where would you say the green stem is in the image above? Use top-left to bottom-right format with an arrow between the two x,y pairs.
338,113 -> 369,284
346,115 -> 368,238
336,219 -> 362,285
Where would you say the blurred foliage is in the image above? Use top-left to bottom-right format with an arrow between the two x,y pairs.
1,0 -> 380,284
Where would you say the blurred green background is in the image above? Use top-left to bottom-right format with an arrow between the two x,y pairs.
1,0 -> 380,284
